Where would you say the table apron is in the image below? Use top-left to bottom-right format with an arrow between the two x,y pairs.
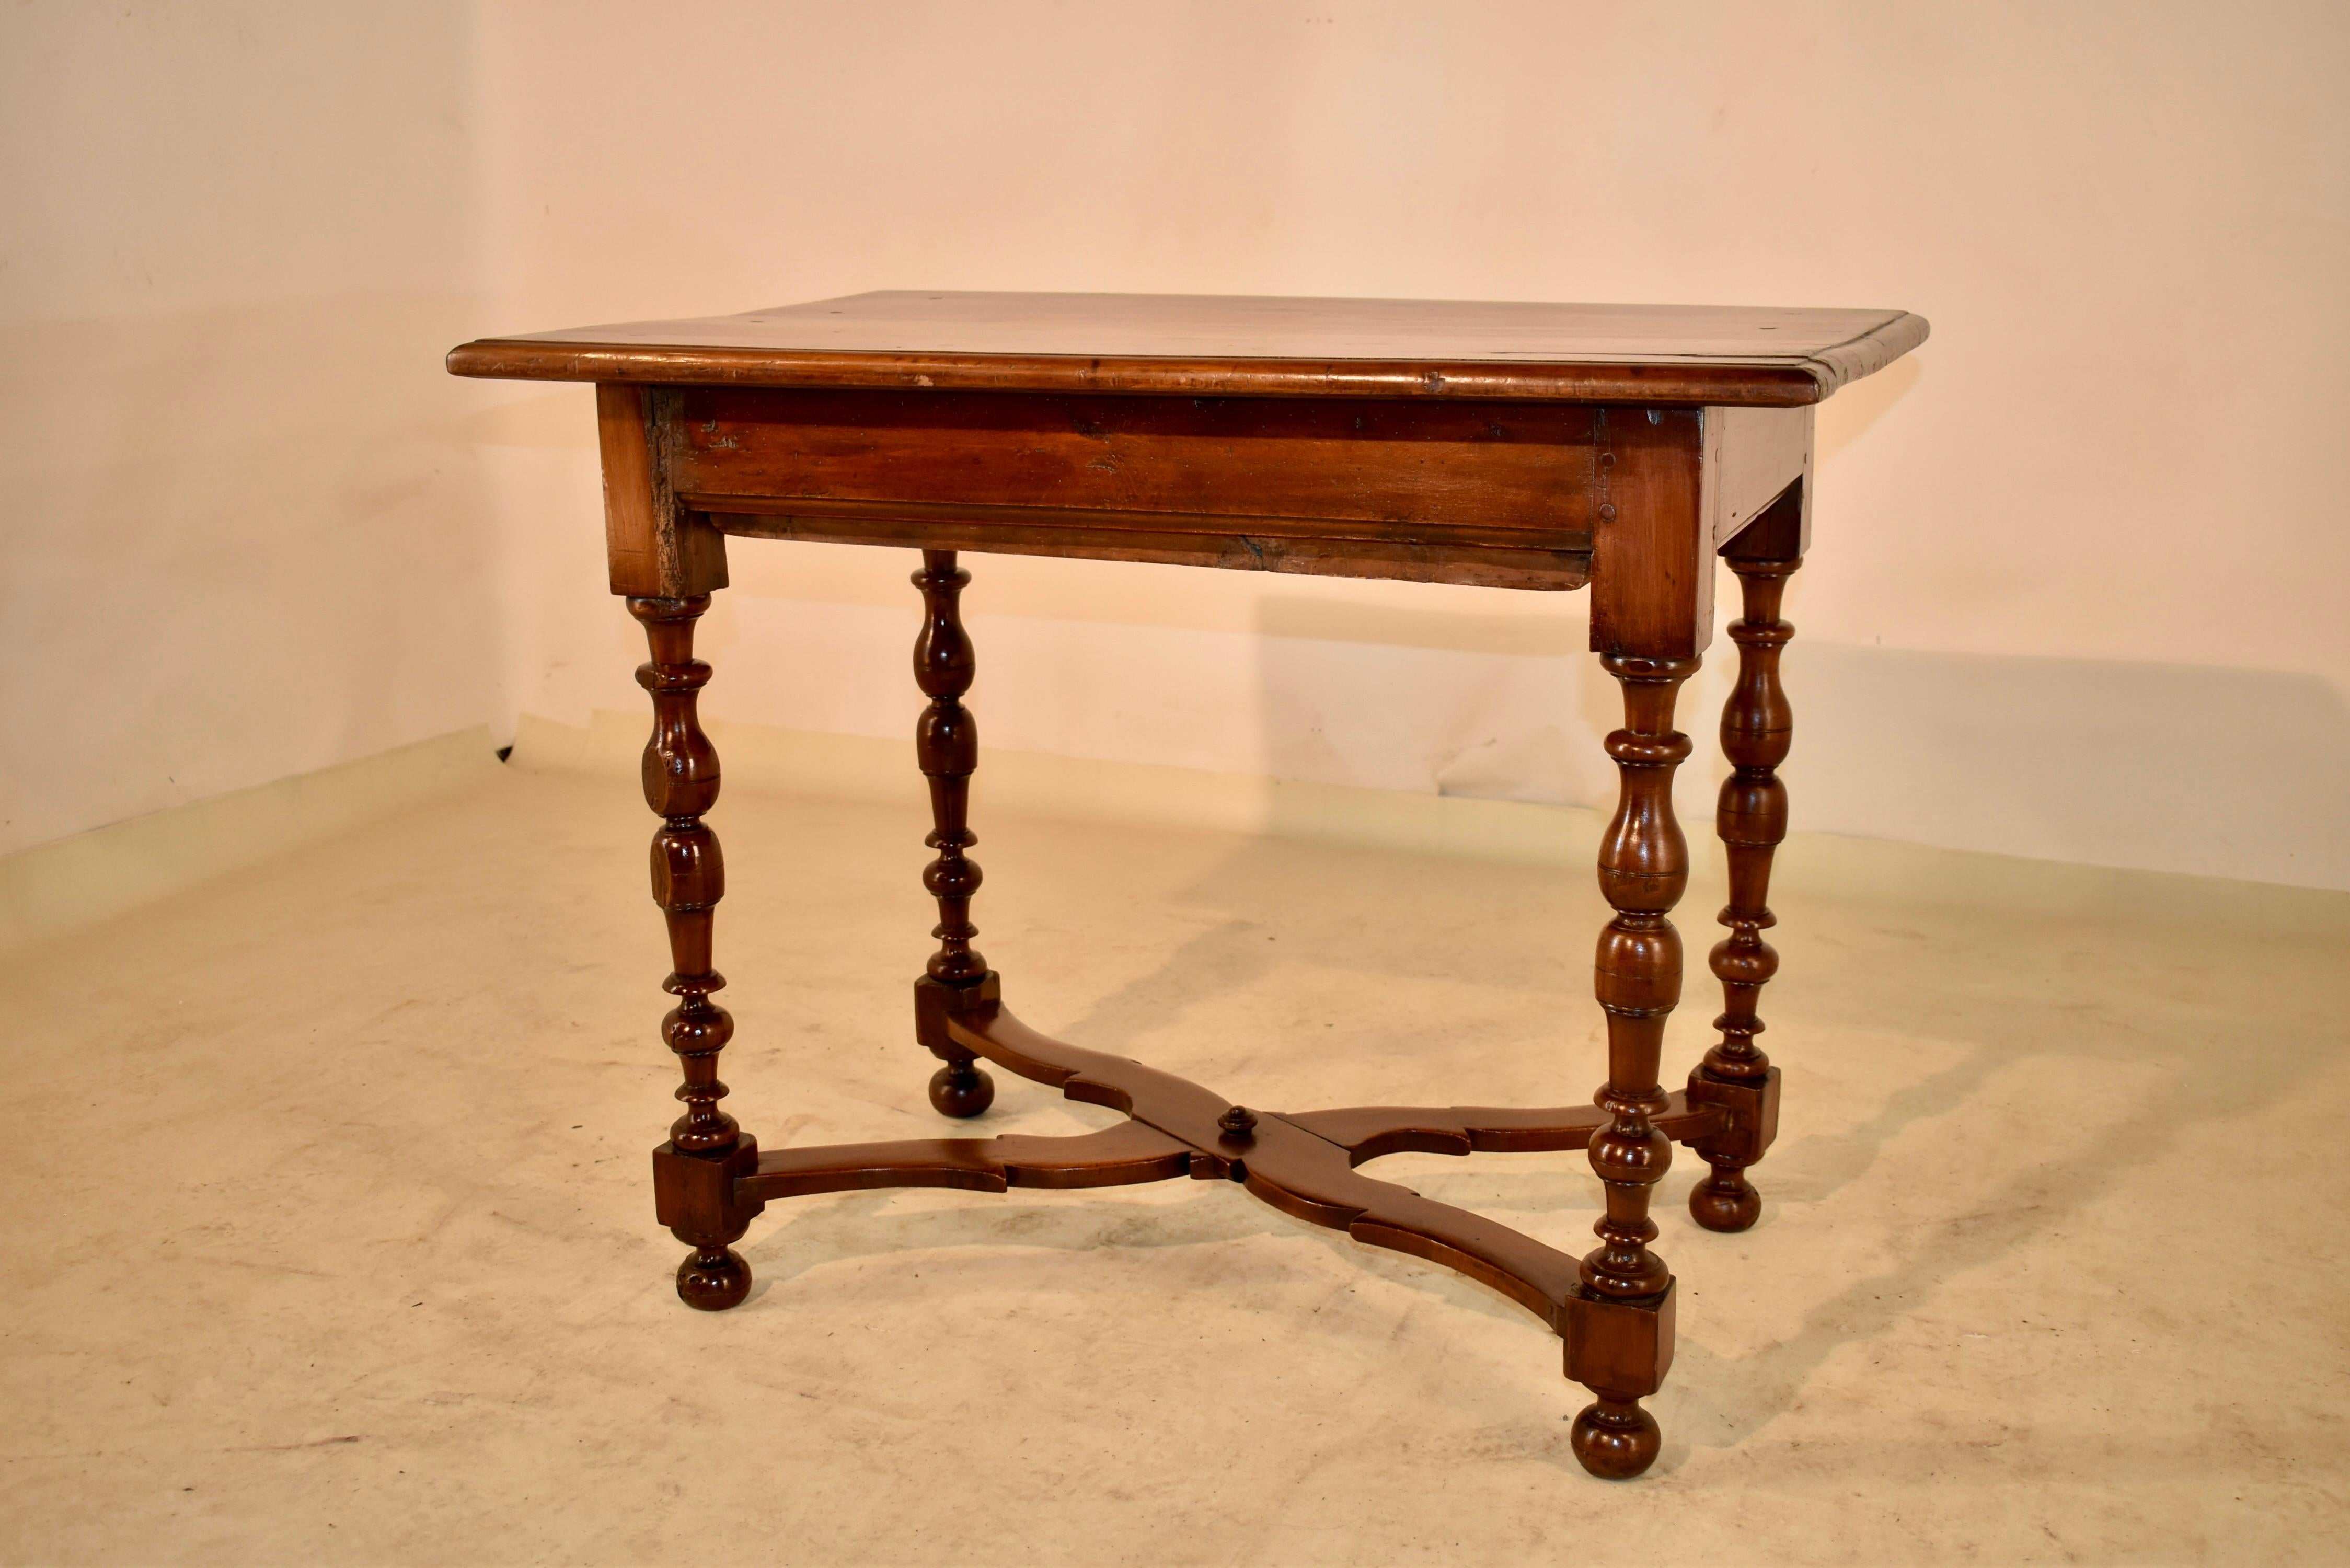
608,384 -> 1808,647
668,383 -> 1597,548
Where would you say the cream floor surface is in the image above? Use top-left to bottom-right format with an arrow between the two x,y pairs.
4,762 -> 2347,1565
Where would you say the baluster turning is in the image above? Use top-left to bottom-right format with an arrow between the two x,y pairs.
1572,651 -> 1699,1479
1690,554 -> 1801,1231
630,594 -> 752,1309
912,550 -> 995,1117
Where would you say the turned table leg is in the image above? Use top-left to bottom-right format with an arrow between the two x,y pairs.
910,550 -> 996,1118
1688,548 -> 1800,1232
632,595 -> 763,1309
1569,651 -> 1699,1479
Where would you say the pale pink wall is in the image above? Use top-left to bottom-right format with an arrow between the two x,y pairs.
8,3 -> 2346,887
469,1 -> 2350,886
1,2 -> 506,854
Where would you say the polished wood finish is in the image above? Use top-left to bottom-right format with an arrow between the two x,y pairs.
778,983 -> 1727,1413
629,594 -> 760,1310
1688,488 -> 1805,1231
912,550 -> 996,1119
926,979 -> 1715,1335
744,1120 -> 1194,1200
1284,1098 -> 1717,1163
630,596 -> 735,1157
1571,651 -> 1699,1476
1588,409 -> 1711,658
716,510 -> 1588,591
451,291 -> 1927,407
671,388 -> 1603,538
668,386 -> 1600,591
557,320 -> 1821,613
453,289 -> 1923,1481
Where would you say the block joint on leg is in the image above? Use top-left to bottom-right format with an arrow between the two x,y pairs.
915,971 -> 1000,1117
1564,1281 -> 1675,1479
652,1138 -> 764,1310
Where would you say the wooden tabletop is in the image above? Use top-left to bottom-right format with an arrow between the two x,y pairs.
447,291 -> 1926,407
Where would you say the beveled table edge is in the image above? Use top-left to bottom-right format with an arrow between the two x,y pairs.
445,310 -> 1928,406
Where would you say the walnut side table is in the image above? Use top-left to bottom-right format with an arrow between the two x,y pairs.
448,292 -> 1927,1479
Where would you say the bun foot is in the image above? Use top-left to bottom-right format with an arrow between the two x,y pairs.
676,1246 -> 752,1311
1689,1164 -> 1761,1232
928,1062 -> 995,1119
1571,1398 -> 1661,1479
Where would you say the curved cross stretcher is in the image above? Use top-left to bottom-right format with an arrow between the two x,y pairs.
735,984 -> 1720,1335
656,975 -> 1776,1478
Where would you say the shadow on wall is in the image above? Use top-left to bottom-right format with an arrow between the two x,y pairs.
1814,352 -> 1921,465
1797,645 -> 2350,889
1251,595 -> 2350,891
1249,593 -> 1605,807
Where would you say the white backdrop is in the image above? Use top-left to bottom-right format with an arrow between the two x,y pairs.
7,2 -> 2347,886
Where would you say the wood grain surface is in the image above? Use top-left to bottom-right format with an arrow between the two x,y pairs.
450,291 -> 1928,406
671,385 -> 1600,590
